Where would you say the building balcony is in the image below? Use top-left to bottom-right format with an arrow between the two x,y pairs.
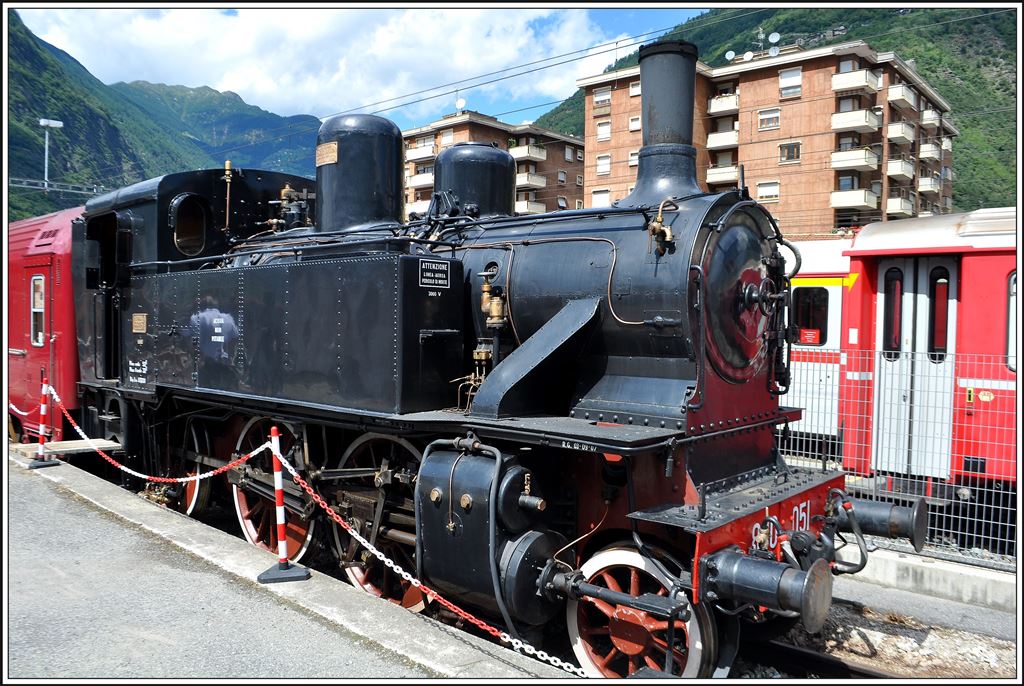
831,109 -> 881,133
918,177 -> 941,194
405,145 -> 436,163
406,199 -> 431,216
919,210 -> 934,217
831,69 -> 881,93
515,200 -> 546,214
830,189 -> 878,210
706,130 -> 739,150
886,122 -> 915,144
831,148 -> 879,171
886,157 -> 916,181
707,93 -> 739,115
919,142 -> 941,161
509,144 -> 547,162
886,197 -> 914,216
407,172 -> 434,189
516,172 -> 547,189
920,109 -> 941,129
706,165 -> 739,184
941,137 -> 952,152
888,84 -> 917,110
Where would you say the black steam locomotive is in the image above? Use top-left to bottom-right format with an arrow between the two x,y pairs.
70,41 -> 926,677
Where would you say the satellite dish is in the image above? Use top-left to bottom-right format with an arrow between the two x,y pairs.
725,50 -> 736,61
769,46 -> 781,57
768,32 -> 781,44
455,97 -> 466,110
743,51 -> 754,62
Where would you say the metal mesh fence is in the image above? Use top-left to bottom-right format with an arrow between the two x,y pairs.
780,349 -> 1017,570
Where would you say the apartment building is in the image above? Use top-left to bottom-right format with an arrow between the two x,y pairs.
401,111 -> 585,219
576,40 -> 957,237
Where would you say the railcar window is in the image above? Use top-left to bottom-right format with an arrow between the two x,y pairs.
30,275 -> 45,347
170,193 -> 207,257
1009,272 -> 1017,372
927,267 -> 949,363
793,287 -> 828,346
883,268 -> 903,360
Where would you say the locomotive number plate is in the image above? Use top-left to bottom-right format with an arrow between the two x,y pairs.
419,260 -> 450,289
315,141 -> 338,167
132,313 -> 148,334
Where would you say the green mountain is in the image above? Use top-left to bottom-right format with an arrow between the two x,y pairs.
110,81 -> 319,177
6,9 -> 317,222
535,7 -> 1017,211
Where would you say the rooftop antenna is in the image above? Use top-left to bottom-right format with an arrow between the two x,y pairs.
768,31 -> 781,57
455,90 -> 466,112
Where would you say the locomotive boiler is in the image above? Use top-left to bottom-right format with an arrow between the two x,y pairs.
65,40 -> 927,677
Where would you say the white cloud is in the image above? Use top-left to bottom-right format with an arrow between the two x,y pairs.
17,7 -> 623,125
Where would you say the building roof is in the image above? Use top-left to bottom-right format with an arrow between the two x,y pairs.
576,40 -> 952,112
401,110 -> 583,145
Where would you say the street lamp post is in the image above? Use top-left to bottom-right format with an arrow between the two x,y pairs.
39,118 -> 64,192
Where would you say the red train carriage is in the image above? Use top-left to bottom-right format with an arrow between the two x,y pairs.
8,206 -> 84,441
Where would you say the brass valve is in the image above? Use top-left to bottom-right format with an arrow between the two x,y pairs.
480,280 -> 492,314
647,199 -> 675,256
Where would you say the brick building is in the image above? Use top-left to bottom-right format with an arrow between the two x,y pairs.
576,40 -> 957,238
401,111 -> 585,219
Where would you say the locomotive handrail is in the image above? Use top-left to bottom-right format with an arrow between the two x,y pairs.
687,264 -> 707,411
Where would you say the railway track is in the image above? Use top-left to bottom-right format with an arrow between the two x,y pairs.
737,639 -> 901,679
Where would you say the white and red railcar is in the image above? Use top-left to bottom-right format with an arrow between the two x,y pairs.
784,208 -> 1017,513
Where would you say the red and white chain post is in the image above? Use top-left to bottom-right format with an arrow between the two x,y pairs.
28,378 -> 60,470
257,426 -> 311,584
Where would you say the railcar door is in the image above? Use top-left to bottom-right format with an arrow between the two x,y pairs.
872,257 -> 958,479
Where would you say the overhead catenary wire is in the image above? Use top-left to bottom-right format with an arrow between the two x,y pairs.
37,7 -> 1011,191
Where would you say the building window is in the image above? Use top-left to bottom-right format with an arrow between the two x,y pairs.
565,146 -> 574,162
596,154 -> 611,175
577,149 -> 584,162
629,116 -> 641,132
576,174 -> 584,186
838,96 -> 860,113
591,189 -> 610,207
1008,272 -> 1017,371
415,135 -> 432,148
758,108 -> 781,130
594,87 -> 611,106
576,199 -> 584,210
792,287 -> 829,346
629,81 -> 641,96
440,129 -> 454,146
838,133 -> 861,151
779,142 -> 801,163
838,58 -> 859,73
757,181 -> 780,202
628,151 -> 639,167
416,163 -> 434,175
596,120 -> 611,141
557,196 -> 568,210
837,174 -> 859,191
928,266 -> 950,363
30,275 -> 45,347
779,67 -> 802,98
557,169 -> 567,184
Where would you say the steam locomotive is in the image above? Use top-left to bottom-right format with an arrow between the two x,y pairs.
18,41 -> 928,677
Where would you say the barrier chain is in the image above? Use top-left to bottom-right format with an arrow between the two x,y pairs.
41,386 -> 586,677
273,450 -> 587,678
9,402 -> 39,417
48,386 -> 270,482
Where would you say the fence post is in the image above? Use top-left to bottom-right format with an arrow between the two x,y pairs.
257,426 -> 311,584
29,377 -> 60,469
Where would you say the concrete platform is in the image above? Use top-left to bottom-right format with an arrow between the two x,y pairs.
6,449 -> 568,679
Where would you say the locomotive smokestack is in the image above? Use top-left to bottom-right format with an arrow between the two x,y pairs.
619,40 -> 703,206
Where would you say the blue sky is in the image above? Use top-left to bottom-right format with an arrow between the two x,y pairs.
16,7 -> 707,131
